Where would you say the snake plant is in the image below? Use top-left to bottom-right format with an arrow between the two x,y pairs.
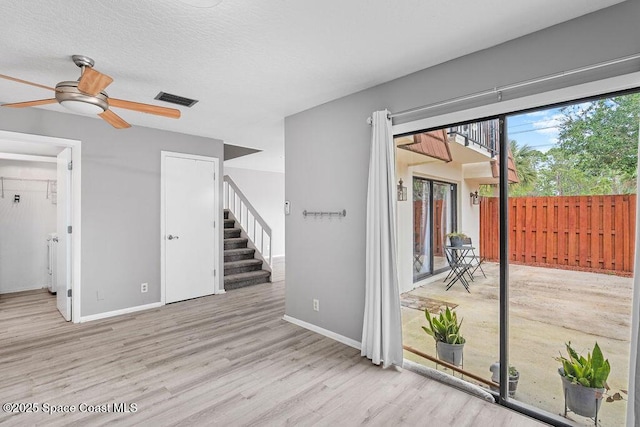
422,306 -> 465,345
557,341 -> 610,389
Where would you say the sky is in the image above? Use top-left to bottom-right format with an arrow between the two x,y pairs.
506,107 -> 562,153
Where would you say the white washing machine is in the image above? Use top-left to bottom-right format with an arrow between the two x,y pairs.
47,233 -> 58,294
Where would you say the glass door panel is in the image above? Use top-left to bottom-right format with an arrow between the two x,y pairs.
432,182 -> 452,272
413,177 -> 456,282
413,178 -> 431,281
505,95 -> 636,425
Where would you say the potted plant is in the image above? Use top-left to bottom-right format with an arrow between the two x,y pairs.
508,365 -> 520,397
446,232 -> 467,247
556,341 -> 610,419
422,306 -> 465,366
489,363 -> 520,397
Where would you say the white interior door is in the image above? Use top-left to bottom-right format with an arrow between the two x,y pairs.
56,147 -> 72,320
164,155 -> 217,303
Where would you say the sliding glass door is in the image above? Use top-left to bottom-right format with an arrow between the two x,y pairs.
413,177 -> 455,282
399,89 -> 637,426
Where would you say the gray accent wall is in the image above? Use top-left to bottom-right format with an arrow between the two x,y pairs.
0,107 -> 224,316
284,0 -> 640,342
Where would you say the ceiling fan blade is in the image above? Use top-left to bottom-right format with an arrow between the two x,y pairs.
109,98 -> 181,119
99,109 -> 131,129
77,67 -> 113,95
2,98 -> 58,108
0,73 -> 56,92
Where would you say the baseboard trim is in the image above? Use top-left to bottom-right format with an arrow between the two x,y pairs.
1,285 -> 48,294
282,315 -> 361,350
79,302 -> 163,323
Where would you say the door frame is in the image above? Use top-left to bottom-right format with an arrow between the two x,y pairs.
0,130 -> 82,323
160,151 -> 221,305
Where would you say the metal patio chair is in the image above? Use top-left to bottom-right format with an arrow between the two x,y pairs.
462,237 -> 486,278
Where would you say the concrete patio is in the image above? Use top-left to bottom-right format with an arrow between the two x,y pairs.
401,262 -> 633,427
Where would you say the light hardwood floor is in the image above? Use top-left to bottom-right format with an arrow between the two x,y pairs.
0,282 -> 547,426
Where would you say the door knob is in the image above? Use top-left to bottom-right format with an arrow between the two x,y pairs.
167,235 -> 179,240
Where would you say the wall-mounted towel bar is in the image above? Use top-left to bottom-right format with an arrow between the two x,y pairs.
303,209 -> 346,218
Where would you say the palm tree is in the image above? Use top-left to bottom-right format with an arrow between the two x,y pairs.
480,140 -> 541,196
510,140 -> 538,189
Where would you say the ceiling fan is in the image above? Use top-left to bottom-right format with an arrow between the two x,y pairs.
0,55 -> 180,129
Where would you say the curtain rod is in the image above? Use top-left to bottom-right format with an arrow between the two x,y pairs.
379,53 -> 640,122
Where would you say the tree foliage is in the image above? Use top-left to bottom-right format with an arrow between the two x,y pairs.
507,93 -> 639,196
508,140 -> 544,196
557,94 -> 639,180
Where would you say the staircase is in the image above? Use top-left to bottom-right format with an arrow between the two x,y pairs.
223,209 -> 271,290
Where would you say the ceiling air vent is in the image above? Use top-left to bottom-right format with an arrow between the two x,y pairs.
154,92 -> 199,107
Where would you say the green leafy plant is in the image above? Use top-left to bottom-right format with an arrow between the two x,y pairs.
422,307 -> 465,345
445,232 -> 467,238
509,365 -> 519,377
556,342 -> 610,389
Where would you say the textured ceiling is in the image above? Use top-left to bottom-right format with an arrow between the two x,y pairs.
0,0 -> 625,172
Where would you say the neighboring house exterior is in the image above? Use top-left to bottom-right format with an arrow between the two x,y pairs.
395,121 -> 518,293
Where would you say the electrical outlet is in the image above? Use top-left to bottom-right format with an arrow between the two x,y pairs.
313,299 -> 319,312
141,283 -> 148,293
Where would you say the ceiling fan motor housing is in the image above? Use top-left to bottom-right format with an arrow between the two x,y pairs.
55,81 -> 108,114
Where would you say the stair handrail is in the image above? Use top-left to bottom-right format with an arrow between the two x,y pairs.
223,175 -> 272,266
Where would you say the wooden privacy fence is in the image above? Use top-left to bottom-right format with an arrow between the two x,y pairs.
480,195 -> 636,274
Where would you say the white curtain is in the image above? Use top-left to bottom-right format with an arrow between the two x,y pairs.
627,126 -> 640,427
361,109 -> 403,368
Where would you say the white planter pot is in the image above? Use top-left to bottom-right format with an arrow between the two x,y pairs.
436,342 -> 464,366
559,370 -> 605,418
489,362 -> 519,397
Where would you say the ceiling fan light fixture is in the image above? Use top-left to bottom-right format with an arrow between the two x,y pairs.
55,81 -> 108,116
59,99 -> 105,115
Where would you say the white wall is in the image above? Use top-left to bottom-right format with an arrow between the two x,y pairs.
0,107 -> 224,317
224,166 -> 285,258
0,160 -> 56,293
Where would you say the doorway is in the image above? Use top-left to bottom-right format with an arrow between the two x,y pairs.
161,151 -> 221,303
0,130 -> 81,322
413,177 -> 456,282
